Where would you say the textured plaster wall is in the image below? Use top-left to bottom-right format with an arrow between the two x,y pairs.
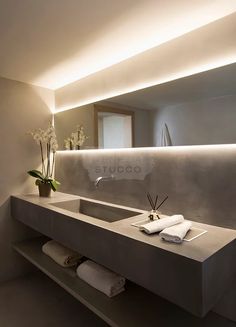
55,145 -> 236,230
0,76 -> 53,282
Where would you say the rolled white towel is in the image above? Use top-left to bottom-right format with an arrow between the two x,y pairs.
160,221 -> 192,243
42,240 -> 83,267
76,260 -> 126,297
139,214 -> 184,234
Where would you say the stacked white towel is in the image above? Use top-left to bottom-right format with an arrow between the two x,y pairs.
160,221 -> 192,244
139,214 -> 184,234
42,240 -> 83,267
76,260 -> 126,297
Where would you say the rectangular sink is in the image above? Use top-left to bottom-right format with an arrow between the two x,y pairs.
50,199 -> 141,223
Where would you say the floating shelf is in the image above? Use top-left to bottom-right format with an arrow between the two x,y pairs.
13,237 -> 181,327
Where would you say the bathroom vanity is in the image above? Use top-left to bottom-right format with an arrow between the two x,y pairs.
11,192 -> 236,326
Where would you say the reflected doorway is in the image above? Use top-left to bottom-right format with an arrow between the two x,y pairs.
95,106 -> 134,149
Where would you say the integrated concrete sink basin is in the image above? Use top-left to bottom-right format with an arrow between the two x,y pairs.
50,199 -> 141,223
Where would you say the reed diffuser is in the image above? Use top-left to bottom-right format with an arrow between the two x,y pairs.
146,193 -> 168,221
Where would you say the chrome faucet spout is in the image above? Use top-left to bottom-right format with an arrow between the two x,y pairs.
95,175 -> 115,188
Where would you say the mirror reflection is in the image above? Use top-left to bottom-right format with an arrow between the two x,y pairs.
97,107 -> 134,149
54,62 -> 236,150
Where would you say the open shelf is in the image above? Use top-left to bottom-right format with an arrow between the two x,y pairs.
13,237 -> 177,327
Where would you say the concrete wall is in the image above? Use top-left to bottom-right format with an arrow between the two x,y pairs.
55,145 -> 236,230
0,76 -> 53,282
153,94 -> 236,146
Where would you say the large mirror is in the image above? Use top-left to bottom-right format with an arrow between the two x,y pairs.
54,62 -> 236,150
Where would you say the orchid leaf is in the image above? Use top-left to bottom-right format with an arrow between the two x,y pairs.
28,170 -> 44,180
49,179 -> 60,192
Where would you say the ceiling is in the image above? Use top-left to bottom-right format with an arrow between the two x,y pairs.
0,0 -> 236,90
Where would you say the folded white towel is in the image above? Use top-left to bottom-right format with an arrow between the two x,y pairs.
76,260 -> 126,297
139,214 -> 184,234
160,221 -> 192,243
42,240 -> 83,267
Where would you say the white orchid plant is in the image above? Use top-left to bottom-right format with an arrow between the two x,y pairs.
28,122 -> 60,191
64,124 -> 88,150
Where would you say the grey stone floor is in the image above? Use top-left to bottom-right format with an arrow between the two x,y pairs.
0,272 -> 107,327
0,271 -> 235,327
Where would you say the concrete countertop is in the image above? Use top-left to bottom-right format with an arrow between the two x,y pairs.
12,192 -> 236,263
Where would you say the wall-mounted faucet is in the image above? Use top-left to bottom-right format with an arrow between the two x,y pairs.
94,175 -> 115,188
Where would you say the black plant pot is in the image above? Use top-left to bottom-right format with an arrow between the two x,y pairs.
38,182 -> 51,197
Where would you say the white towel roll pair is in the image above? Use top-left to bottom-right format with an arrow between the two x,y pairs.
139,214 -> 191,243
